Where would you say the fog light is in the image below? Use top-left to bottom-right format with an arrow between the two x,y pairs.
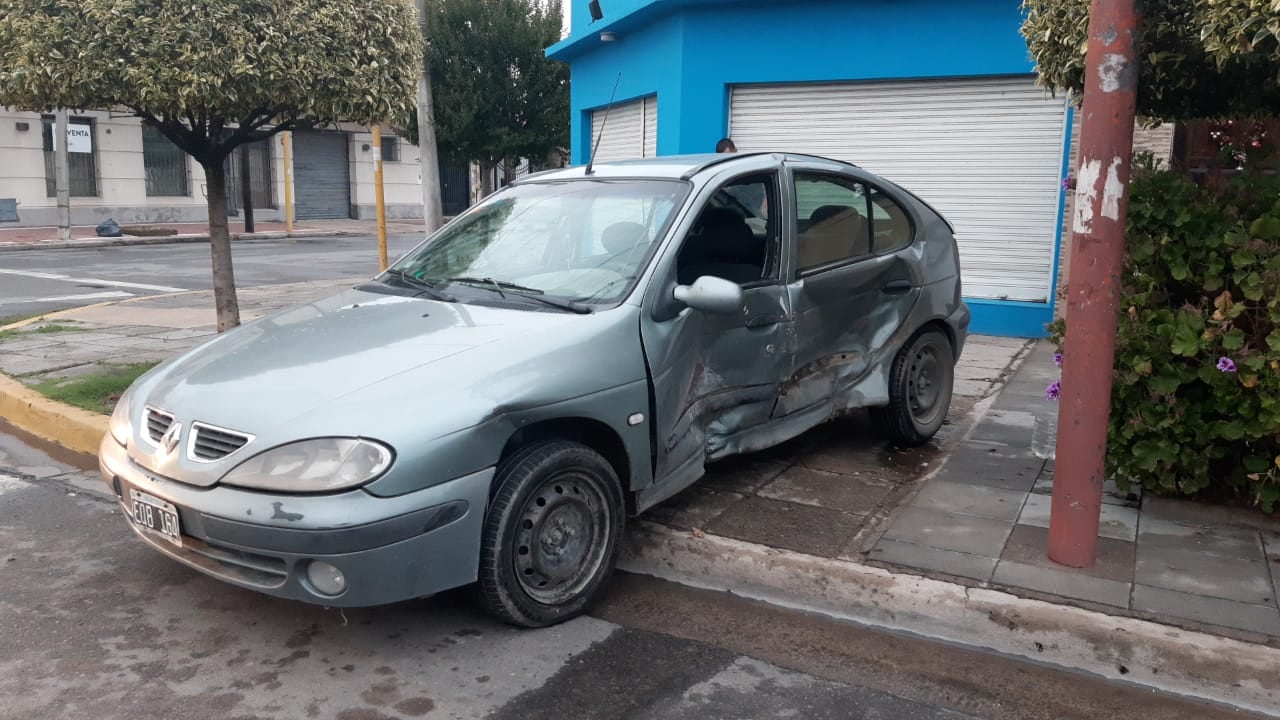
305,561 -> 347,596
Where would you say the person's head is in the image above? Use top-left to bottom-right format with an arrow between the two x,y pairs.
716,138 -> 737,153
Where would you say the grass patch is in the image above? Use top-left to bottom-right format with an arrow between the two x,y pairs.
0,322 -> 84,342
31,362 -> 160,414
0,311 -> 47,327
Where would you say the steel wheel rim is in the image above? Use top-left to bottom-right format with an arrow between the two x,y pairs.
512,471 -> 611,604
907,343 -> 943,425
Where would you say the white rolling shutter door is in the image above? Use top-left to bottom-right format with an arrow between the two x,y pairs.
643,96 -> 658,157
730,77 -> 1068,302
590,95 -> 658,162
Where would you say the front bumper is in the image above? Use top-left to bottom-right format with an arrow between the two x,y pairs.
99,436 -> 493,607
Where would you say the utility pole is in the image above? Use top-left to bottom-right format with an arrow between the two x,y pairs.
239,143 -> 255,234
54,110 -> 71,243
416,0 -> 444,232
372,125 -> 389,271
1048,0 -> 1141,568
281,132 -> 295,235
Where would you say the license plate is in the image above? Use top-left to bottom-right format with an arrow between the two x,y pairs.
129,488 -> 182,548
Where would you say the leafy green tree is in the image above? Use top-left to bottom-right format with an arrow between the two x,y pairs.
1021,0 -> 1280,121
0,0 -> 421,331
414,0 -> 568,192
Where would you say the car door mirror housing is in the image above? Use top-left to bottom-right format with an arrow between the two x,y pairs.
672,276 -> 744,315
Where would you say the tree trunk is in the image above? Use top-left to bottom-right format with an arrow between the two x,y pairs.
239,143 -> 255,234
202,159 -> 242,332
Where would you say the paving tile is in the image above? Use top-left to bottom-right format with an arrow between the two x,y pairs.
704,496 -> 863,558
965,335 -> 1029,351
0,337 -> 62,354
1135,543 -> 1274,605
1131,584 -> 1280,636
954,362 -> 1003,381
992,560 -> 1131,607
1030,474 -> 1140,507
1137,513 -> 1264,559
953,378 -> 992,398
912,480 -> 1027,522
1017,494 -> 1138,541
868,539 -> 997,582
954,343 -> 1023,369
1264,531 -> 1280,609
699,457 -> 790,494
643,486 -> 744,532
934,443 -> 1044,492
881,506 -> 1013,557
0,353 -> 71,375
757,465 -> 895,515
794,436 -> 917,481
1000,524 -> 1135,582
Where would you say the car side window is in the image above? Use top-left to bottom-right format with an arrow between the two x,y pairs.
869,187 -> 913,254
676,173 -> 780,287
794,174 -> 872,272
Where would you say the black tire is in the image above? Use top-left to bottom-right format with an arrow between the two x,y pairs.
872,328 -> 955,446
477,441 -> 625,628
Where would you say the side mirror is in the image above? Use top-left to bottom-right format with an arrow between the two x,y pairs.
673,276 -> 744,315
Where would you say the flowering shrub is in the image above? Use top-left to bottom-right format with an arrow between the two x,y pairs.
1049,156 -> 1280,512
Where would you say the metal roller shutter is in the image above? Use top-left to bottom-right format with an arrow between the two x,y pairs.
590,95 -> 658,162
730,77 -> 1068,302
292,131 -> 351,220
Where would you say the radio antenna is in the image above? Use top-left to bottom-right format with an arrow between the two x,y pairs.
585,72 -> 622,176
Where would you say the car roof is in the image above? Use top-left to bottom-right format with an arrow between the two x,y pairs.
515,152 -> 860,183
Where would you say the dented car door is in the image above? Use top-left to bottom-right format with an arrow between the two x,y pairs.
637,165 -> 794,509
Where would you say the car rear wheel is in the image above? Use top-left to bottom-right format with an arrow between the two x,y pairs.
873,328 -> 955,446
477,441 -> 625,628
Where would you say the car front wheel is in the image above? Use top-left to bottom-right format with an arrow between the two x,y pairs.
873,328 -> 955,446
477,441 -> 625,628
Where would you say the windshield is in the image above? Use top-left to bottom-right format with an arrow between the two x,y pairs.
387,179 -> 689,309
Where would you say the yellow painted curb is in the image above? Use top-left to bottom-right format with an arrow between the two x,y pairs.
0,373 -> 108,456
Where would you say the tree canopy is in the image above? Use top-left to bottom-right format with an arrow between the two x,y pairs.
0,0 -> 422,330
1022,0 -> 1280,121
415,0 -> 568,171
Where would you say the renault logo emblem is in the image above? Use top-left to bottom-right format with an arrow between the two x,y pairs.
160,422 -> 182,455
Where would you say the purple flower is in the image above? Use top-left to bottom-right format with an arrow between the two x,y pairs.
1053,353 -> 1063,368
1217,357 -> 1237,373
1061,177 -> 1070,191
1045,380 -> 1061,400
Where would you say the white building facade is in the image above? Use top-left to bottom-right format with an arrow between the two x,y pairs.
0,109 -> 472,227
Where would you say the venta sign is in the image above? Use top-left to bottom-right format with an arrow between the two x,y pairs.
52,124 -> 93,154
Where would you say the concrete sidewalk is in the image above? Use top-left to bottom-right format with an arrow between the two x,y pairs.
0,217 -> 429,251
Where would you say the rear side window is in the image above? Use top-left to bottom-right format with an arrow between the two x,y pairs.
869,187 -> 913,254
794,174 -> 872,272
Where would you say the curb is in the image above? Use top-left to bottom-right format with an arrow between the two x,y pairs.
0,229 -> 354,252
0,373 -> 107,456
620,521 -> 1280,717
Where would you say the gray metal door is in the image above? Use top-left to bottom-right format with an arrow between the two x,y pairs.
293,131 -> 351,220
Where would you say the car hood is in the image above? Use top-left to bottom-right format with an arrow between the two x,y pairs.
139,288 -> 584,429
122,286 -> 648,489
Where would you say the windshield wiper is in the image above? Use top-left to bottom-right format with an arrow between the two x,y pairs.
382,269 -> 456,302
447,276 -> 544,295
447,276 -> 592,315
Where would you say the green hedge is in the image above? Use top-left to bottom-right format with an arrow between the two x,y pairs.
1050,158 -> 1280,512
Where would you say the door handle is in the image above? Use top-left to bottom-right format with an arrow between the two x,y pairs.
881,280 -> 913,294
746,314 -> 782,329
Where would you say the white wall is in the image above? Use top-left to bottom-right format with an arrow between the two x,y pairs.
348,127 -> 426,219
0,108 -> 216,225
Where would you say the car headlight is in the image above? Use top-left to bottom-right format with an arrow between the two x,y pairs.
108,389 -> 133,447
220,438 -> 394,493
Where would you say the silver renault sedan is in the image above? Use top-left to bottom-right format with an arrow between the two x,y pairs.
100,152 -> 968,627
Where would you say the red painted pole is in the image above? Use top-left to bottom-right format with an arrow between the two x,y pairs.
1048,0 -> 1140,568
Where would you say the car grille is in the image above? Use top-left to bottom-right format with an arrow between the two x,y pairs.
145,407 -> 174,443
190,423 -> 251,461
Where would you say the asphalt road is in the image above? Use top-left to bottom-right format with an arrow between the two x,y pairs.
0,235 -> 422,321
0,428 -> 1259,720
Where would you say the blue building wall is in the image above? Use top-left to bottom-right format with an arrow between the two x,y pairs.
548,0 -> 1066,338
